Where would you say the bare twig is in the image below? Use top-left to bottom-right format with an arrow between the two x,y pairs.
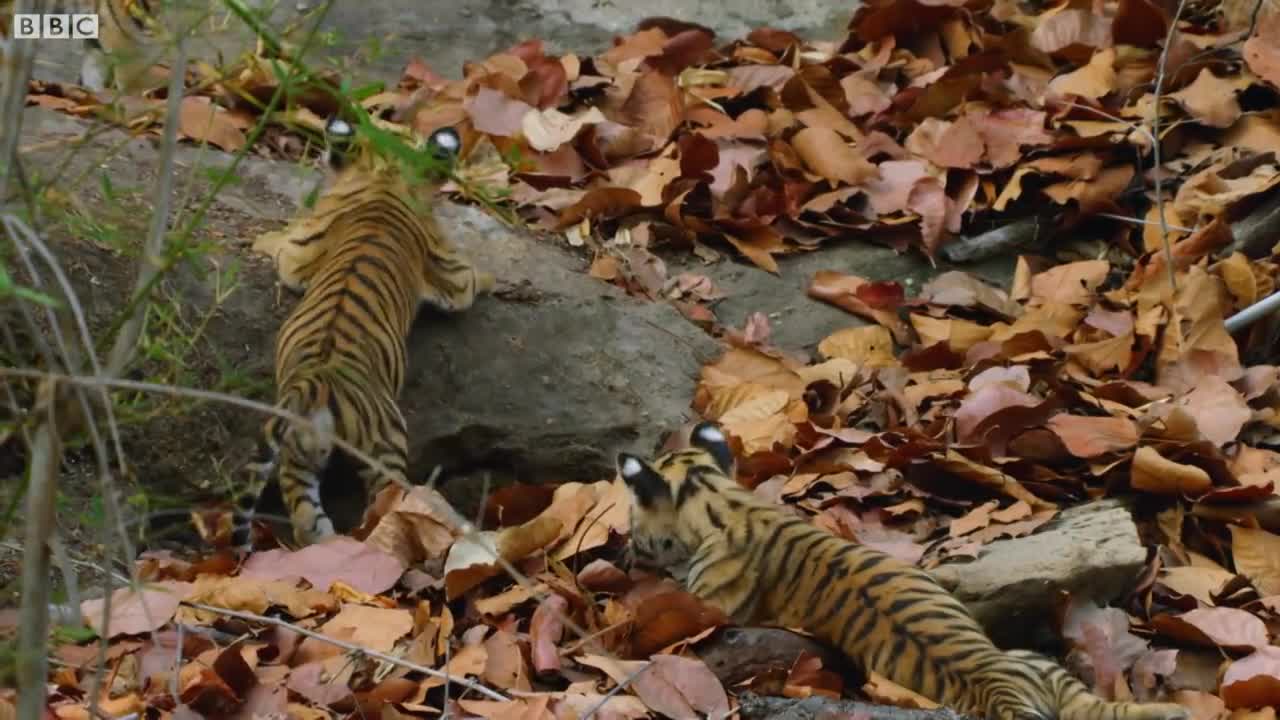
1149,0 -> 1194,295
180,601 -> 510,702
105,37 -> 187,376
15,387 -> 61,720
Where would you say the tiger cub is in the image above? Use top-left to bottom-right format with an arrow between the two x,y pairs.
233,118 -> 493,547
616,422 -> 1189,720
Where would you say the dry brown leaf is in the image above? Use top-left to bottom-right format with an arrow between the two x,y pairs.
1243,14 -> 1280,89
530,594 -> 568,675
1159,565 -> 1236,605
241,536 -> 405,595
1029,260 -> 1110,305
792,127 -> 879,184
1230,526 -> 1280,596
178,576 -> 334,622
1131,446 -> 1212,496
178,96 -> 246,152
1151,607 -> 1269,652
1046,415 -> 1139,458
1179,377 -> 1251,447
1221,647 -> 1280,709
1170,69 -> 1245,128
363,486 -> 464,567
444,514 -> 562,599
1048,48 -> 1118,100
483,630 -> 531,691
817,326 -> 898,367
81,581 -> 192,638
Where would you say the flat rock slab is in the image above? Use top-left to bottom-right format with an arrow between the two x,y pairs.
240,156 -> 720,492
930,498 -> 1148,648
16,107 -> 717,524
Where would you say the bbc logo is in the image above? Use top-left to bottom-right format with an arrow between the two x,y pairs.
13,14 -> 100,40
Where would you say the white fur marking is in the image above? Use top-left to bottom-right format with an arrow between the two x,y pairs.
621,456 -> 644,478
697,425 -> 725,443
327,118 -> 353,136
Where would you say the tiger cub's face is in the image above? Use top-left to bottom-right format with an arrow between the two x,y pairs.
321,118 -> 462,183
615,422 -> 739,579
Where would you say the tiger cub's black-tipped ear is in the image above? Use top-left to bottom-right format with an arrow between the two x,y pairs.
427,126 -> 462,161
323,117 -> 356,171
617,453 -> 670,508
689,421 -> 735,475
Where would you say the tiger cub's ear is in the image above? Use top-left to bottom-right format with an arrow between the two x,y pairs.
323,117 -> 356,171
689,421 -> 735,476
616,453 -> 671,508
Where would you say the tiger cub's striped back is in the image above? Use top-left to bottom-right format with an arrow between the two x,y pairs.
235,120 -> 492,547
616,422 -> 1189,720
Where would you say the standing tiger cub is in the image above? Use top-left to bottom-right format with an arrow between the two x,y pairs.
616,422 -> 1189,720
233,119 -> 493,547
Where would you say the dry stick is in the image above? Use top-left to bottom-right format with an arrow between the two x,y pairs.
180,601 -> 509,702
105,36 -> 186,377
1149,0 -> 1194,295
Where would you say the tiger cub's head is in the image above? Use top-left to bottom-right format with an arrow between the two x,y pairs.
320,117 -> 462,183
615,421 -> 739,577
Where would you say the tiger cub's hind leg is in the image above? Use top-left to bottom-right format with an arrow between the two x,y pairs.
276,406 -> 340,545
353,402 -> 411,528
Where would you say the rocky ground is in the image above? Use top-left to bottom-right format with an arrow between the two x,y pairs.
2,0 -> 1019,596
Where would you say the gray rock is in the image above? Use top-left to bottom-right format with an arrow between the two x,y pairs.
929,498 -> 1148,649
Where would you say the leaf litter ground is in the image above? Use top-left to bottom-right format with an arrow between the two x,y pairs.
14,0 -> 1280,717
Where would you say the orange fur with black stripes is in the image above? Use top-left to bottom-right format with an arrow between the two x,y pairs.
616,422 -> 1188,720
234,121 -> 491,547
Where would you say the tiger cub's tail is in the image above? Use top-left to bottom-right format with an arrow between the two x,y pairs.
1006,650 -> 1190,720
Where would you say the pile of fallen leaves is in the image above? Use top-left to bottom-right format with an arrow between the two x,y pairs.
689,235 -> 1280,714
29,0 -> 1280,279
24,480 -> 750,720
21,244 -> 1280,717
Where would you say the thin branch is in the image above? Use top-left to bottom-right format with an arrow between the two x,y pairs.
105,36 -> 187,376
180,601 -> 510,702
1149,0 -> 1194,295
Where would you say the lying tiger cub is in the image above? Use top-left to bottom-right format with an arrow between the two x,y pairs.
234,119 -> 493,547
616,422 -> 1189,720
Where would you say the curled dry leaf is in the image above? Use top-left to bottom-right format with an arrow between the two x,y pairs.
444,513 -> 562,599
362,486 -> 463,568
530,594 -> 569,675
1130,446 -> 1212,496
791,127 -> 879,185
